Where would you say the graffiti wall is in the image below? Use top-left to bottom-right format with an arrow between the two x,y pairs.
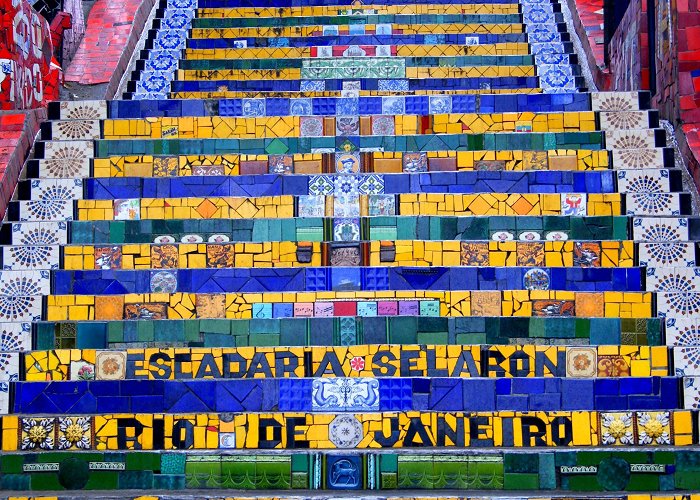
0,0 -> 60,110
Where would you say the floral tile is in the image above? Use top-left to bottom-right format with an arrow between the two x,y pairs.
657,292 -> 700,318
591,92 -> 640,112
606,129 -> 657,150
626,192 -> 681,216
616,170 -> 670,193
30,179 -> 83,201
2,245 -> 60,270
21,418 -> 56,450
646,267 -> 700,293
665,318 -> 700,346
51,119 -> 101,140
632,217 -> 689,241
638,242 -> 695,267
611,147 -> 665,169
599,111 -> 649,130
58,100 -> 107,120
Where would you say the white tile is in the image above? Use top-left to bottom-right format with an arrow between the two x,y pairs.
616,169 -> 670,193
611,148 -> 665,169
666,318 -> 700,346
50,120 -> 101,140
606,129 -> 657,150
58,100 -> 107,120
632,217 -> 689,241
625,192 -> 681,216
638,242 -> 695,267
591,91 -> 641,111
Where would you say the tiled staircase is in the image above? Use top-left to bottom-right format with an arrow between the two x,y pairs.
1,0 -> 700,495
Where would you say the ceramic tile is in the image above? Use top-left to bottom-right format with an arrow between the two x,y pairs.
611,147 -> 665,169
9,222 -> 68,245
591,91 -> 640,111
665,318 -> 700,346
58,100 -> 107,120
606,129 -> 657,150
2,245 -> 60,270
616,169 -> 670,193
638,242 -> 695,267
51,119 -> 101,140
632,217 -> 689,241
599,111 -> 648,130
626,192 -> 681,216
657,292 -> 700,318
312,378 -> 380,411
646,267 -> 700,292
30,179 -> 83,201
0,270 -> 50,295
41,140 -> 94,159
673,346 -> 700,376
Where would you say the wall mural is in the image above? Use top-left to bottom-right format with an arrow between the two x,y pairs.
0,0 -> 60,110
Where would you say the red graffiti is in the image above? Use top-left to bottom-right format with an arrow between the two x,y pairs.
0,0 -> 61,110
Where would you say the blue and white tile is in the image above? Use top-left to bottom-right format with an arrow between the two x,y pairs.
8,222 -> 68,246
638,242 -> 695,267
530,42 -> 566,55
308,175 -> 334,196
0,293 -> 42,322
534,53 -> 569,66
673,346 -> 700,376
612,148 -> 665,169
30,179 -> 83,201
616,170 -> 670,193
378,79 -> 409,92
144,50 -> 181,73
153,29 -> 189,51
298,195 -> 326,218
625,192 -> 681,216
333,195 -> 360,217
290,98 -> 313,116
646,267 -> 700,292
0,270 -> 51,296
528,31 -> 563,43
382,96 -> 405,115
358,174 -> 384,195
632,217 -> 689,241
18,198 -> 74,222
336,98 -> 359,116
657,292 -> 700,318
682,376 -> 700,409
665,318 -> 700,346
242,99 -> 265,117
429,96 -> 452,114
300,80 -> 326,92
2,245 -> 60,270
333,175 -> 360,198
135,72 -> 172,96
0,323 -> 31,352
312,378 -> 379,411
538,65 -> 577,92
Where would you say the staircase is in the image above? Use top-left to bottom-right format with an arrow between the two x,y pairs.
1,0 -> 699,494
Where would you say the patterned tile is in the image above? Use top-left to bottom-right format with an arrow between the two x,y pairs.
606,129 -> 658,150
617,169 -> 670,193
665,318 -> 700,346
312,378 -> 379,411
646,267 -> 700,293
0,271 -> 51,296
308,176 -> 334,196
632,217 -> 689,241
58,100 -> 107,120
30,179 -> 83,201
51,120 -> 101,140
626,192 -> 681,216
638,242 -> 695,267
9,222 -> 68,245
657,292 -> 700,318
591,92 -> 640,112
611,148 -> 665,169
2,245 -> 60,270
599,111 -> 648,130
41,140 -> 94,160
